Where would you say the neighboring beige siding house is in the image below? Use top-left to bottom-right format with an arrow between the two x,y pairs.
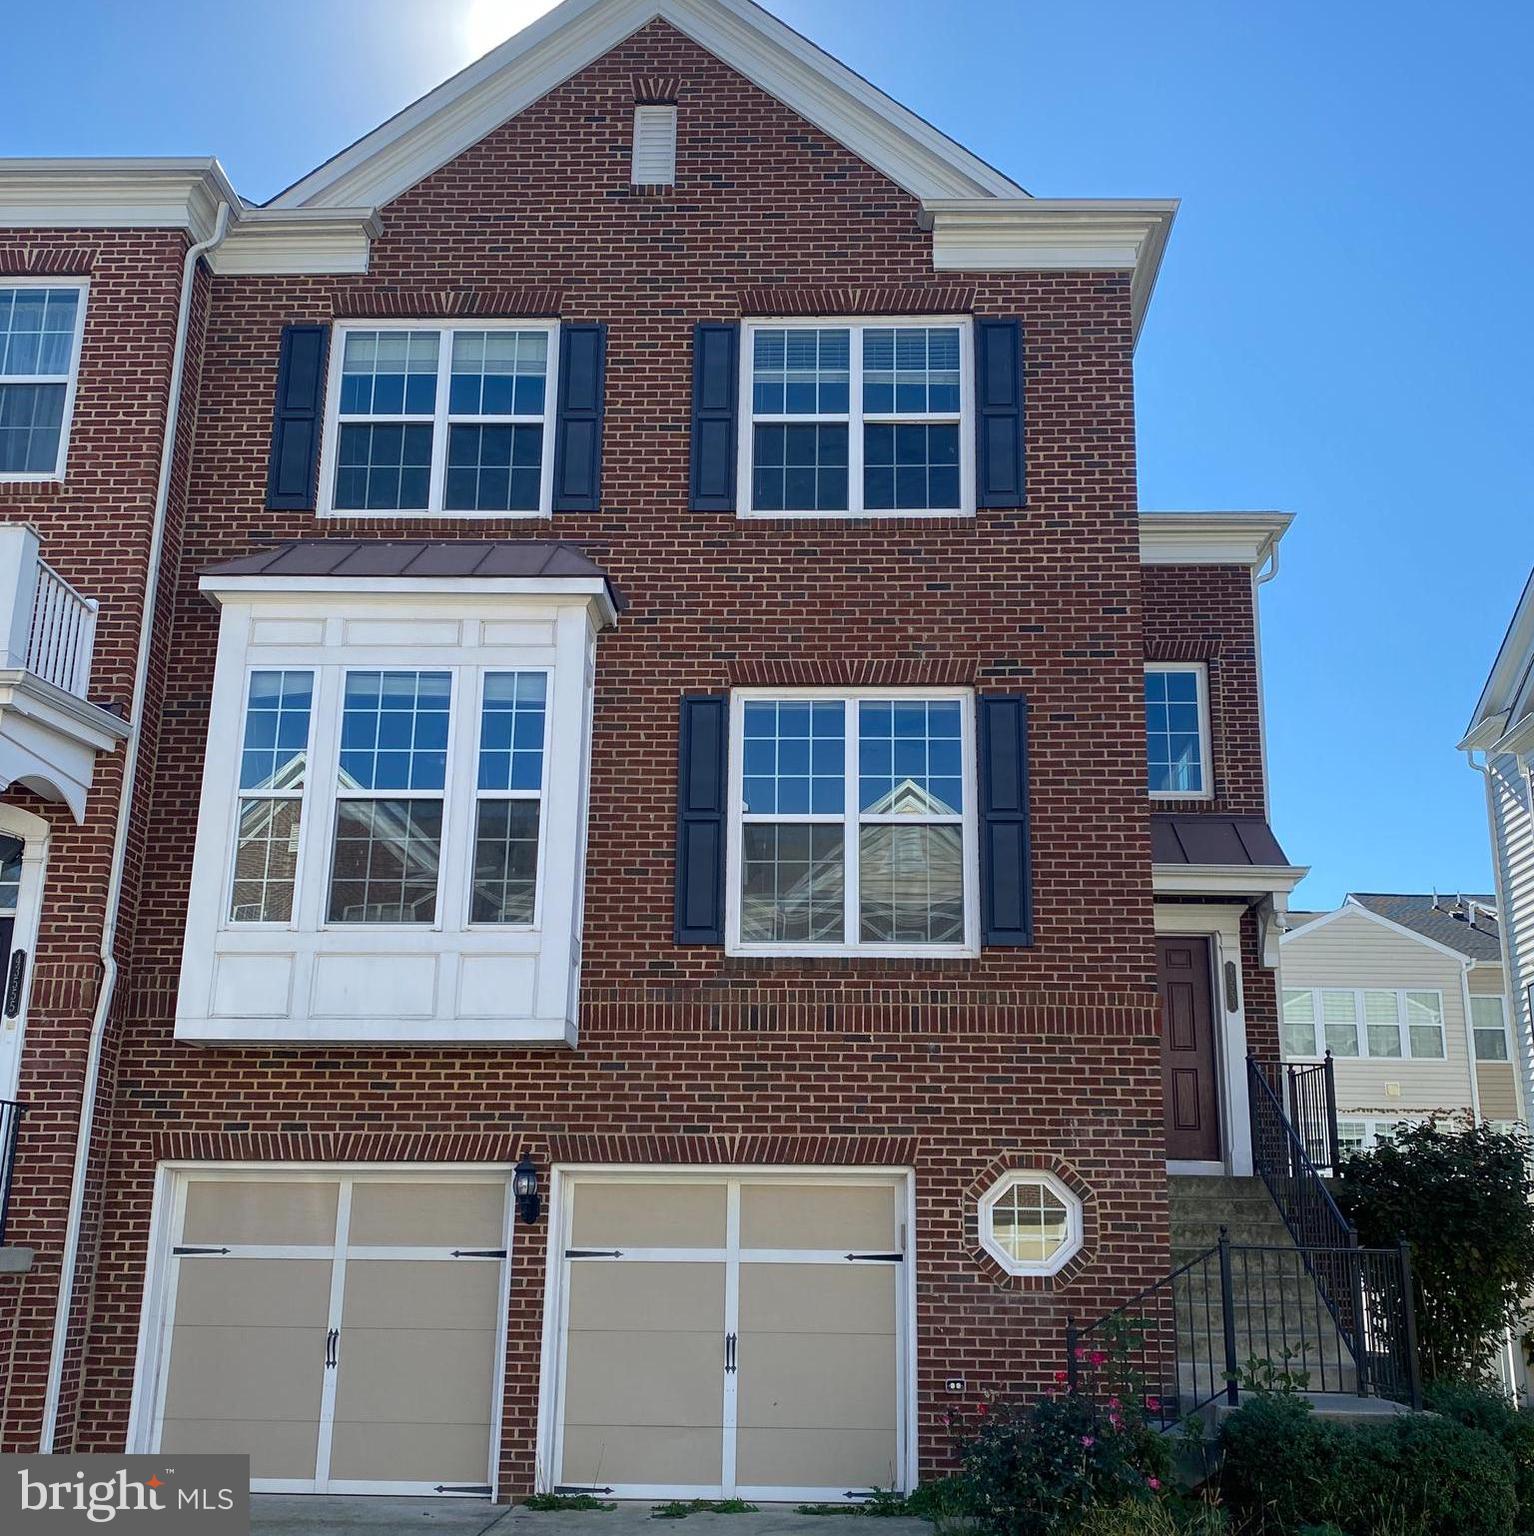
1280,893 -> 1523,1152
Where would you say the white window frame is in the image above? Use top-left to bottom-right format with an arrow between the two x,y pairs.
222,663 -> 552,935
1472,994 -> 1513,1062
736,315 -> 975,520
1335,1116 -> 1421,1157
977,1170 -> 1084,1278
1281,986 -> 1447,1061
0,277 -> 89,483
725,686 -> 979,959
1145,661 -> 1213,801
316,317 -> 561,519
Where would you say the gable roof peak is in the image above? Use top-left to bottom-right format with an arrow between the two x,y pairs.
267,0 -> 1026,212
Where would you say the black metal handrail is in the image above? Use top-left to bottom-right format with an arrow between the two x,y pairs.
0,1097 -> 23,1245
1067,1231 -> 1423,1427
1284,1054 -> 1341,1174
1247,1055 -> 1354,1252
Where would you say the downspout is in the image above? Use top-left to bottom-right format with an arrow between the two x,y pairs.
40,200 -> 232,1451
1458,956 -> 1484,1124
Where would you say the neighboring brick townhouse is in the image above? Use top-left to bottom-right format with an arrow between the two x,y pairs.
0,0 -> 1306,1502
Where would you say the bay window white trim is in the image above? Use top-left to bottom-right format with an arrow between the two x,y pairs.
177,589 -> 604,1046
315,317 -> 561,520
724,685 -> 978,958
736,315 -> 975,520
0,277 -> 89,483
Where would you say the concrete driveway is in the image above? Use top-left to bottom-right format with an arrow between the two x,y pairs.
250,1496 -> 932,1536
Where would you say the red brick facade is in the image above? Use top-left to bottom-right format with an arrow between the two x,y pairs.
0,17 -> 1285,1489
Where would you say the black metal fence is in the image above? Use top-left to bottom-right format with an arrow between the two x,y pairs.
0,1097 -> 22,1245
1248,1055 -> 1353,1252
1067,1231 -> 1422,1429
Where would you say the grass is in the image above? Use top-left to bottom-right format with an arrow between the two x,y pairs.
522,1492 -> 618,1512
795,1482 -> 974,1522
650,1499 -> 761,1518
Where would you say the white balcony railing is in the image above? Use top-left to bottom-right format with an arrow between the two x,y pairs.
0,525 -> 98,702
25,558 -> 98,699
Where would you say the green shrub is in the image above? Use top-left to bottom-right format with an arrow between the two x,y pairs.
1219,1393 -> 1517,1535
1424,1382 -> 1534,1529
1075,1496 -> 1229,1533
953,1391 -> 1164,1535
522,1492 -> 616,1511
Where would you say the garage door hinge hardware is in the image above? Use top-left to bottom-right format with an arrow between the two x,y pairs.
565,1248 -> 623,1258
845,1252 -> 903,1262
555,1486 -> 613,1496
451,1248 -> 508,1258
172,1246 -> 230,1256
725,1331 -> 737,1373
434,1485 -> 493,1495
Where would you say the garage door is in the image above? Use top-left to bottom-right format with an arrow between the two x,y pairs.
146,1173 -> 509,1496
550,1174 -> 906,1503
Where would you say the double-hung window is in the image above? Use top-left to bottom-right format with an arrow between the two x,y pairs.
226,665 -> 549,929
321,320 -> 558,516
740,318 -> 973,517
1281,987 -> 1446,1060
729,690 -> 976,954
0,281 -> 87,480
1145,663 -> 1211,798
1472,995 -> 1512,1061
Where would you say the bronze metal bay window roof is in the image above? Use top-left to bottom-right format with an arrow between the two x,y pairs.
200,539 -> 627,611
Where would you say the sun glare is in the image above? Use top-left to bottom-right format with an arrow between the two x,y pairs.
461,0 -> 561,59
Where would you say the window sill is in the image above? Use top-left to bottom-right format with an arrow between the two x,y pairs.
314,507 -> 554,521
736,508 -> 974,521
725,944 -> 978,961
174,1013 -> 577,1048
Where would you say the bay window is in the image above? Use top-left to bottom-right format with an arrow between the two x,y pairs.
740,318 -> 973,517
230,670 -> 313,922
728,689 -> 976,955
320,320 -> 558,516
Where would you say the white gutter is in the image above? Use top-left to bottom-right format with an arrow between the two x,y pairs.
40,199 -> 232,1450
1457,955 -> 1484,1125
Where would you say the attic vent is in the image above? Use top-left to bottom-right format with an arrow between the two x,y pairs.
631,104 -> 677,185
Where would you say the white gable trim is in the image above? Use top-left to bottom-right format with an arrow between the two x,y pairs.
1280,898 -> 1473,966
267,0 -> 1024,212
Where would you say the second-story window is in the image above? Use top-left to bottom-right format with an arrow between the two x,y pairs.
1472,994 -> 1512,1060
0,281 -> 88,481
1281,987 -> 1446,1060
740,318 -> 973,517
728,689 -> 976,955
231,670 -> 314,922
320,320 -> 558,516
1145,663 -> 1211,798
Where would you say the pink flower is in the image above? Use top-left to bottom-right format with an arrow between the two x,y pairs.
1090,1350 -> 1106,1367
1144,1395 -> 1161,1411
1108,1397 -> 1121,1409
1054,1371 -> 1068,1384
1148,1478 -> 1160,1491
1080,1435 -> 1095,1448
975,1402 -> 989,1416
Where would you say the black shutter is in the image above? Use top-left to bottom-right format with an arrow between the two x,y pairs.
977,694 -> 1032,945
265,324 -> 330,510
552,323 -> 606,512
975,317 -> 1024,508
689,322 -> 739,512
675,695 -> 728,944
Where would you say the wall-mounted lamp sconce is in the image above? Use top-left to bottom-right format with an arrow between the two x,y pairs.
513,1157 -> 542,1225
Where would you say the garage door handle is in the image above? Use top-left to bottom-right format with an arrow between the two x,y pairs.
724,1332 -> 736,1374
325,1328 -> 338,1368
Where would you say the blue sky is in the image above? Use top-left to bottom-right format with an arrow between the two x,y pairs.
8,0 -> 1531,908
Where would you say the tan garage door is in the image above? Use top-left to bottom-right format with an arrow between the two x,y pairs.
553,1175 -> 905,1502
151,1173 -> 508,1496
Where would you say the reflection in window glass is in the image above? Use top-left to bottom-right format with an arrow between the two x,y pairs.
472,673 -> 546,924
0,286 -> 83,475
1145,667 -> 1205,795
988,1176 -> 1074,1268
231,670 -> 312,922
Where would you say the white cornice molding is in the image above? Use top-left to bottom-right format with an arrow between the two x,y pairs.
920,198 -> 1178,340
268,0 -> 1023,212
199,574 -> 619,630
0,159 -> 380,275
208,208 -> 381,275
1139,510 -> 1293,568
0,158 -> 241,243
1153,862 -> 1310,898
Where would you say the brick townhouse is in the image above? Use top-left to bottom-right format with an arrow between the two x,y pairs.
0,0 -> 1304,1502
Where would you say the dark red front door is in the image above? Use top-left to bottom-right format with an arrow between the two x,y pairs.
1157,935 -> 1222,1162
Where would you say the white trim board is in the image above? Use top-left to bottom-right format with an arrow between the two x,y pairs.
269,0 -> 1023,212
1280,897 -> 1478,966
